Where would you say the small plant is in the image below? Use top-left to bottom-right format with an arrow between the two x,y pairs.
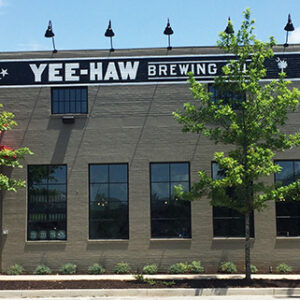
33,264 -> 51,275
88,263 -> 105,275
219,261 -> 237,274
188,261 -> 204,274
142,264 -> 158,274
276,263 -> 292,273
168,262 -> 189,274
162,280 -> 176,287
146,279 -> 157,286
134,273 -> 145,283
6,264 -> 24,275
59,263 -> 77,275
250,264 -> 258,274
113,262 -> 131,274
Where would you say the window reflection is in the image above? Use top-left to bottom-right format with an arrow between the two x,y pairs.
52,87 -> 88,114
89,164 -> 129,239
27,165 -> 67,241
275,160 -> 300,237
212,162 -> 254,237
150,162 -> 191,238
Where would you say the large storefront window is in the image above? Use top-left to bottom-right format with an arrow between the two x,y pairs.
89,164 -> 129,239
275,160 -> 300,237
27,165 -> 67,241
150,162 -> 191,238
51,87 -> 88,114
212,162 -> 254,237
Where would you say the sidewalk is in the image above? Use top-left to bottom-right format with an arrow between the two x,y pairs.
0,287 -> 300,298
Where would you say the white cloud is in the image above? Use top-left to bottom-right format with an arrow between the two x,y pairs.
289,26 -> 300,44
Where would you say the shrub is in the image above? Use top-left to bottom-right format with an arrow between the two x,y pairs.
88,263 -> 105,275
188,261 -> 205,274
146,279 -> 156,286
6,264 -> 24,275
142,264 -> 158,274
250,264 -> 258,274
134,273 -> 145,283
219,261 -> 237,274
162,280 -> 176,287
33,264 -> 51,275
113,262 -> 131,274
276,263 -> 292,273
168,262 -> 189,274
59,263 -> 77,275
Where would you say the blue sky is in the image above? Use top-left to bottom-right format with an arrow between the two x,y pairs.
0,0 -> 300,52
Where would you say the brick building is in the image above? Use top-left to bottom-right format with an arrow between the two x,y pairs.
0,45 -> 300,272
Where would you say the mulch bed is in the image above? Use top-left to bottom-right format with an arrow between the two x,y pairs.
0,279 -> 300,290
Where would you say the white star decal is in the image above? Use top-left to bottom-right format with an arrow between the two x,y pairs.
0,69 -> 8,78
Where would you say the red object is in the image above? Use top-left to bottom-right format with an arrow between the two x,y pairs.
0,145 -> 17,159
0,124 -> 7,135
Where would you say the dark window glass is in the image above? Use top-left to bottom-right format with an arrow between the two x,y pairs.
89,164 -> 129,239
150,162 -> 191,238
51,87 -> 88,114
27,165 -> 67,241
275,160 -> 300,237
208,84 -> 245,109
212,162 -> 254,237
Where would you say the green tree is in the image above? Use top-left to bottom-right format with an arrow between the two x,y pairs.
0,104 -> 32,191
173,9 -> 300,281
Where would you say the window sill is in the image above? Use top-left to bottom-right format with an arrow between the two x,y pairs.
87,239 -> 129,243
26,240 -> 68,244
276,236 -> 300,240
150,238 -> 192,241
213,237 -> 254,241
50,114 -> 88,118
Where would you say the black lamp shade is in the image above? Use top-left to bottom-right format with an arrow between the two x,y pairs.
45,21 -> 55,38
164,19 -> 173,35
284,14 -> 294,32
105,20 -> 115,37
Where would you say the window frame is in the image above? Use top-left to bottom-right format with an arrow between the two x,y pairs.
51,86 -> 88,115
274,159 -> 300,237
27,164 -> 67,241
211,161 -> 254,238
208,83 -> 245,109
88,163 -> 129,240
150,162 -> 191,239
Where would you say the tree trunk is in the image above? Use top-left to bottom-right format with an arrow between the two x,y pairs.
245,211 -> 251,281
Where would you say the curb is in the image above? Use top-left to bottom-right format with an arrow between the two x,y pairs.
0,288 -> 300,298
1,273 -> 300,281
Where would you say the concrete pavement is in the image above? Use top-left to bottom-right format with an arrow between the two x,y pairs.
0,287 -> 300,298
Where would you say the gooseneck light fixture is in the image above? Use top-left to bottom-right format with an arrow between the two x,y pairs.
164,18 -> 174,50
105,20 -> 115,52
284,14 -> 294,48
44,20 -> 57,53
225,17 -> 234,35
